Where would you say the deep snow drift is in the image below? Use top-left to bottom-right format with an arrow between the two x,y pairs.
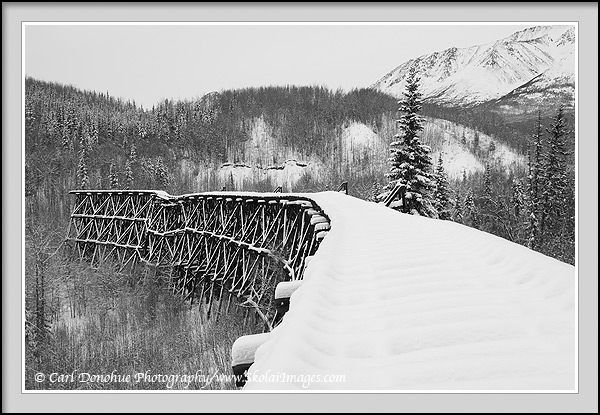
243,192 -> 575,391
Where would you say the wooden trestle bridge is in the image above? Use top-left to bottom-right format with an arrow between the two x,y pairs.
66,183 -> 407,386
65,184 -> 383,328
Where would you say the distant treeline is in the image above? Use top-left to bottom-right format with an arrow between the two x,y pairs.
25,78 -> 399,215
421,102 -> 575,158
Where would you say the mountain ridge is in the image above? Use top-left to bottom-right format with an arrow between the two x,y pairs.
372,25 -> 575,112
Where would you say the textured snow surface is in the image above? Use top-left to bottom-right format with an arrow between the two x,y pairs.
244,192 -> 575,391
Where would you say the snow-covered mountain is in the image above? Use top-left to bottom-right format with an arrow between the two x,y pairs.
482,30 -> 575,118
372,26 -> 575,110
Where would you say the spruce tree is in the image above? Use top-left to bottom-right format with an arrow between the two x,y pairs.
61,125 -> 71,151
539,105 -> 570,248
526,111 -> 544,249
385,65 -> 433,215
108,162 -> 119,189
473,131 -> 480,155
369,181 -> 382,203
464,189 -> 478,229
77,139 -> 89,189
123,144 -> 137,190
453,189 -> 463,223
511,179 -> 524,218
482,163 -> 494,211
432,154 -> 451,220
129,144 -> 137,163
124,160 -> 134,190
154,157 -> 170,189
90,119 -> 99,146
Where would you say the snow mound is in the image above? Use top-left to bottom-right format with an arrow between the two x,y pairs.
232,333 -> 271,366
275,280 -> 304,300
244,192 -> 575,391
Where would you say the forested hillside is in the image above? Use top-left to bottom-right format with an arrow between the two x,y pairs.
25,77 -> 573,265
421,102 -> 576,156
25,78 -> 398,220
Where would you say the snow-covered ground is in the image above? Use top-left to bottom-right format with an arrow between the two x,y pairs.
243,192 -> 575,391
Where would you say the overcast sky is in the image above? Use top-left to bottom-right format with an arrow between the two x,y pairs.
25,23 -> 531,109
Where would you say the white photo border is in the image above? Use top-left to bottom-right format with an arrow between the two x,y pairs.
4,2 -> 598,413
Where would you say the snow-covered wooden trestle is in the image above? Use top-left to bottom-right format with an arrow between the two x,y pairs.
66,189 -> 332,325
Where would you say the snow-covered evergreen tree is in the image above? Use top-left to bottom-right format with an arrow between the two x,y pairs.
108,162 -> 119,189
122,144 -> 137,190
61,125 -> 71,151
385,65 -> 433,215
539,105 -> 570,246
369,181 -> 383,203
124,160 -> 134,190
77,140 -> 89,189
511,179 -> 524,218
432,154 -> 451,220
452,189 -> 463,223
483,163 -> 492,196
481,163 -> 494,212
154,157 -> 170,189
129,144 -> 137,164
89,119 -> 99,146
525,112 -> 544,249
464,189 -> 478,229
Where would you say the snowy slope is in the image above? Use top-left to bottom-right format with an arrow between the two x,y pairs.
244,192 -> 575,391
421,117 -> 526,179
180,116 -> 524,192
372,25 -> 575,108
